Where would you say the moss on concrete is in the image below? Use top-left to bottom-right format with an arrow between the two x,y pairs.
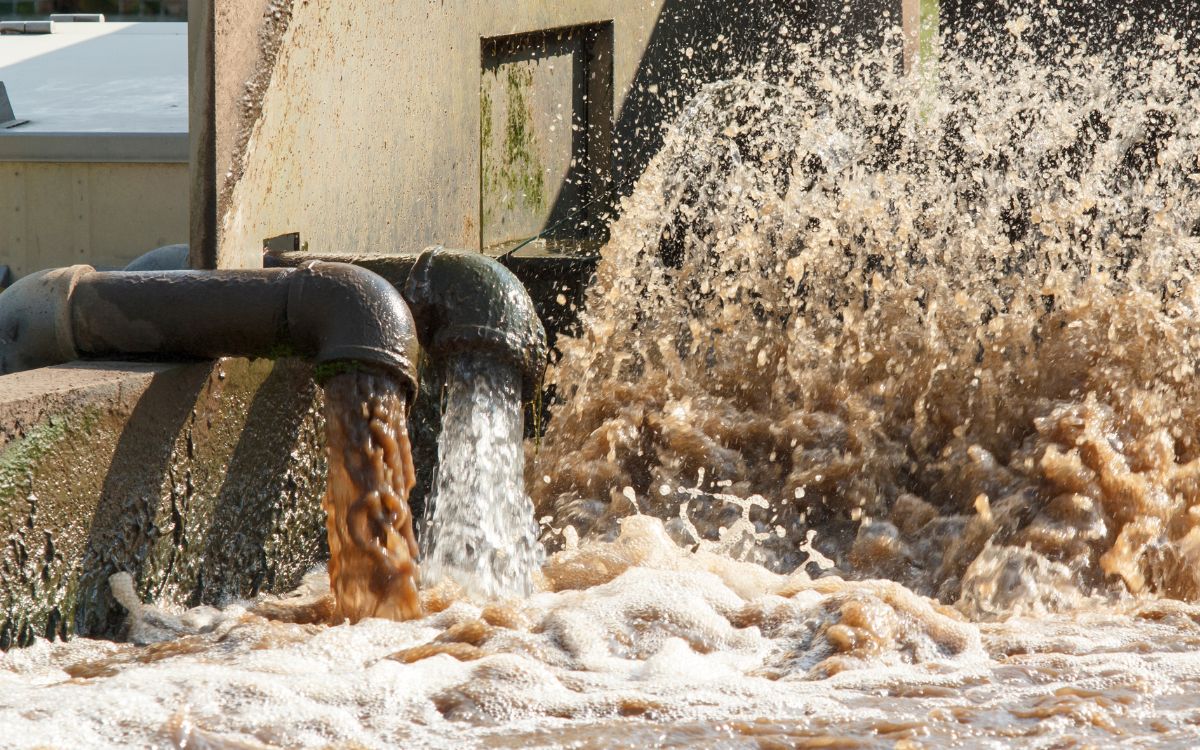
482,61 -> 547,232
0,358 -> 330,647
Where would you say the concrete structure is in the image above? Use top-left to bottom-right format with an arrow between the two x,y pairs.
0,21 -> 188,277
192,0 -> 900,269
0,359 -> 326,646
1,0 -> 904,644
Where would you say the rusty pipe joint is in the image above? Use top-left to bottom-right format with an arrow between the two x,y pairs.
0,262 -> 419,402
0,265 -> 90,375
402,247 -> 548,401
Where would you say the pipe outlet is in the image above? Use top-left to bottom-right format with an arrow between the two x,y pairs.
403,247 -> 548,401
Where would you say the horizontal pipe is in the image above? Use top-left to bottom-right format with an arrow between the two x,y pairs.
265,250 -> 418,288
121,245 -> 551,400
0,262 -> 420,402
72,270 -> 292,361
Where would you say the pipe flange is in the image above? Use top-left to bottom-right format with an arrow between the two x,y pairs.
0,265 -> 92,375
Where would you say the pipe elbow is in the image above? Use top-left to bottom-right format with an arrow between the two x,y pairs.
0,265 -> 91,375
123,244 -> 190,272
288,261 -> 420,402
402,247 -> 547,401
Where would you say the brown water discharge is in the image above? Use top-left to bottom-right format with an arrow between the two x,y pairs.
531,25 -> 1200,614
7,16 -> 1200,750
322,370 -> 422,622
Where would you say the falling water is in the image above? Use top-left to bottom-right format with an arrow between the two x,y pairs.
322,371 -> 422,622
422,353 -> 543,600
6,14 -> 1200,749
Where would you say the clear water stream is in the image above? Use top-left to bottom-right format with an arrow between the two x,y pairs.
4,14 -> 1200,749
422,353 -> 543,601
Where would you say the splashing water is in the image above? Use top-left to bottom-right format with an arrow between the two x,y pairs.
7,16 -> 1200,749
532,24 -> 1200,611
422,353 -> 543,600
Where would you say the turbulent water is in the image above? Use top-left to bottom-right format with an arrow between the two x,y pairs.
422,354 -> 543,600
3,520 -> 1200,747
5,15 -> 1200,750
532,26 -> 1200,610
322,371 -> 422,623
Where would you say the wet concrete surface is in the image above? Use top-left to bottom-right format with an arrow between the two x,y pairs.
0,358 -> 328,647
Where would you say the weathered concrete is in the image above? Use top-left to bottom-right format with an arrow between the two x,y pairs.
195,0 -> 900,268
189,0 -> 295,270
0,358 -> 327,646
0,162 -> 188,276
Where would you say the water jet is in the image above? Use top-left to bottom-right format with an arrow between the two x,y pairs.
0,246 -> 550,625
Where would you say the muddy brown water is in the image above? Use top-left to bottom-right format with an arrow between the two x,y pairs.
5,19 -> 1200,749
322,371 -> 422,623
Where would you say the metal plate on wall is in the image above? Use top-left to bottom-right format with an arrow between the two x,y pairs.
480,24 -> 613,252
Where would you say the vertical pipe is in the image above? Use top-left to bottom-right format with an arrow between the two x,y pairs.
188,0 -> 216,270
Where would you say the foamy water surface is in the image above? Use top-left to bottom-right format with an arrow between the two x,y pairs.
6,12 -> 1200,749
4,517 -> 1200,748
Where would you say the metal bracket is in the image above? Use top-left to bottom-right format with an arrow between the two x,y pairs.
0,82 -> 29,130
263,232 -> 301,254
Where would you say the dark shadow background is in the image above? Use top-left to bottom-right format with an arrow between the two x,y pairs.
612,0 -> 900,199
940,0 -> 1200,58
531,0 -> 899,249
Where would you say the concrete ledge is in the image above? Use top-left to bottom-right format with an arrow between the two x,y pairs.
0,363 -> 168,444
0,357 -> 327,647
0,133 -> 189,163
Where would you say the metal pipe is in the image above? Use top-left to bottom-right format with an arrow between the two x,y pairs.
118,244 -> 550,400
269,248 -> 549,400
122,244 -> 191,272
0,262 -> 420,401
402,247 -> 548,402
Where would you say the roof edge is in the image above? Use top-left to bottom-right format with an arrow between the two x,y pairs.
0,132 -> 187,163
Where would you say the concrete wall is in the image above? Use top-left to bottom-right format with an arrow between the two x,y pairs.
0,161 -> 188,277
188,0 -> 293,269
197,0 -> 900,269
0,359 -> 327,646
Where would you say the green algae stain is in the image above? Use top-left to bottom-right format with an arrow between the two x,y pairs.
0,409 -> 101,510
481,85 -> 496,226
502,65 -> 546,212
0,407 -> 105,647
482,61 -> 547,236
